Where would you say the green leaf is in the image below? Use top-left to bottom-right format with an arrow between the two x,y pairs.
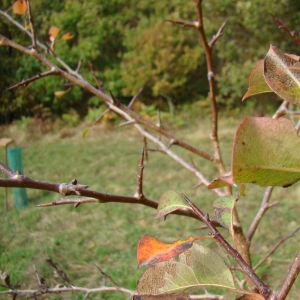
82,128 -> 91,138
233,116 -> 300,187
137,243 -> 235,295
242,60 -> 272,101
264,45 -> 300,105
213,196 -> 236,235
156,190 -> 192,219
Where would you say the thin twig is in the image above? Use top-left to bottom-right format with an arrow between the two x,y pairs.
128,87 -> 143,108
7,68 -> 58,90
271,14 -> 300,46
157,109 -> 162,128
272,100 -> 289,119
246,186 -> 275,242
26,0 -> 37,50
253,226 -> 300,271
46,258 -> 72,285
276,250 -> 300,300
87,61 -> 102,90
216,242 -> 244,289
208,19 -> 228,48
36,197 -> 100,207
134,149 -> 145,199
114,120 -> 136,128
94,265 -> 120,288
75,56 -> 83,73
166,19 -> 198,28
0,286 -> 134,298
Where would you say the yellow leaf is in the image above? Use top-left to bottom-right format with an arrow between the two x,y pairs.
61,32 -> 74,41
48,26 -> 60,41
13,0 -> 27,15
54,90 -> 67,98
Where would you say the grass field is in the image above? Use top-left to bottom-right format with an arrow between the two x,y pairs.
1,116 -> 300,299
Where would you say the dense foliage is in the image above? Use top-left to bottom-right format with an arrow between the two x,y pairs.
1,0 -> 300,123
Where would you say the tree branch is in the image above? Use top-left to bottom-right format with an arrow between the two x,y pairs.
134,149 -> 145,199
166,19 -> 198,28
0,166 -> 212,220
271,14 -> 300,46
182,194 -> 274,299
26,0 -> 37,50
0,286 -> 134,298
253,226 -> 300,271
0,10 -> 82,78
7,68 -> 59,90
276,250 -> 300,300
246,186 -> 275,242
208,20 -> 228,48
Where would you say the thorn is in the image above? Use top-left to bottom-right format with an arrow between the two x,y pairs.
114,120 -> 135,128
109,90 -> 119,106
181,193 -> 191,203
193,182 -> 202,189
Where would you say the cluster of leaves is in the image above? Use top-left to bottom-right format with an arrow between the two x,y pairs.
1,0 -> 300,122
133,45 -> 300,299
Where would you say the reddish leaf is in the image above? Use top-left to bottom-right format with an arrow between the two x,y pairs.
137,234 -> 194,268
13,0 -> 27,15
61,32 -> 74,40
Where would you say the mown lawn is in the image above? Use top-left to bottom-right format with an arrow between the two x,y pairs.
1,116 -> 300,299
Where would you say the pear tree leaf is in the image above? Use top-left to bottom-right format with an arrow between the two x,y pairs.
264,45 -> 300,105
137,234 -> 195,269
233,116 -> 300,187
213,196 -> 236,235
13,0 -> 27,15
156,190 -> 192,219
242,60 -> 272,101
133,294 -> 190,300
54,90 -> 68,98
48,26 -> 60,41
137,243 -> 235,295
207,175 -> 234,190
61,32 -> 75,41
82,128 -> 91,138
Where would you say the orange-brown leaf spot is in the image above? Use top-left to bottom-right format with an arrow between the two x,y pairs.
137,234 -> 194,268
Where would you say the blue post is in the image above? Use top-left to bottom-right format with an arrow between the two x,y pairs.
7,147 -> 28,208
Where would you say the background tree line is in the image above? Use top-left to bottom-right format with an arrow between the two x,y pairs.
1,0 -> 300,124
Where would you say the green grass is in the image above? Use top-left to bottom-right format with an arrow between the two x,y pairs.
0,117 -> 300,299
